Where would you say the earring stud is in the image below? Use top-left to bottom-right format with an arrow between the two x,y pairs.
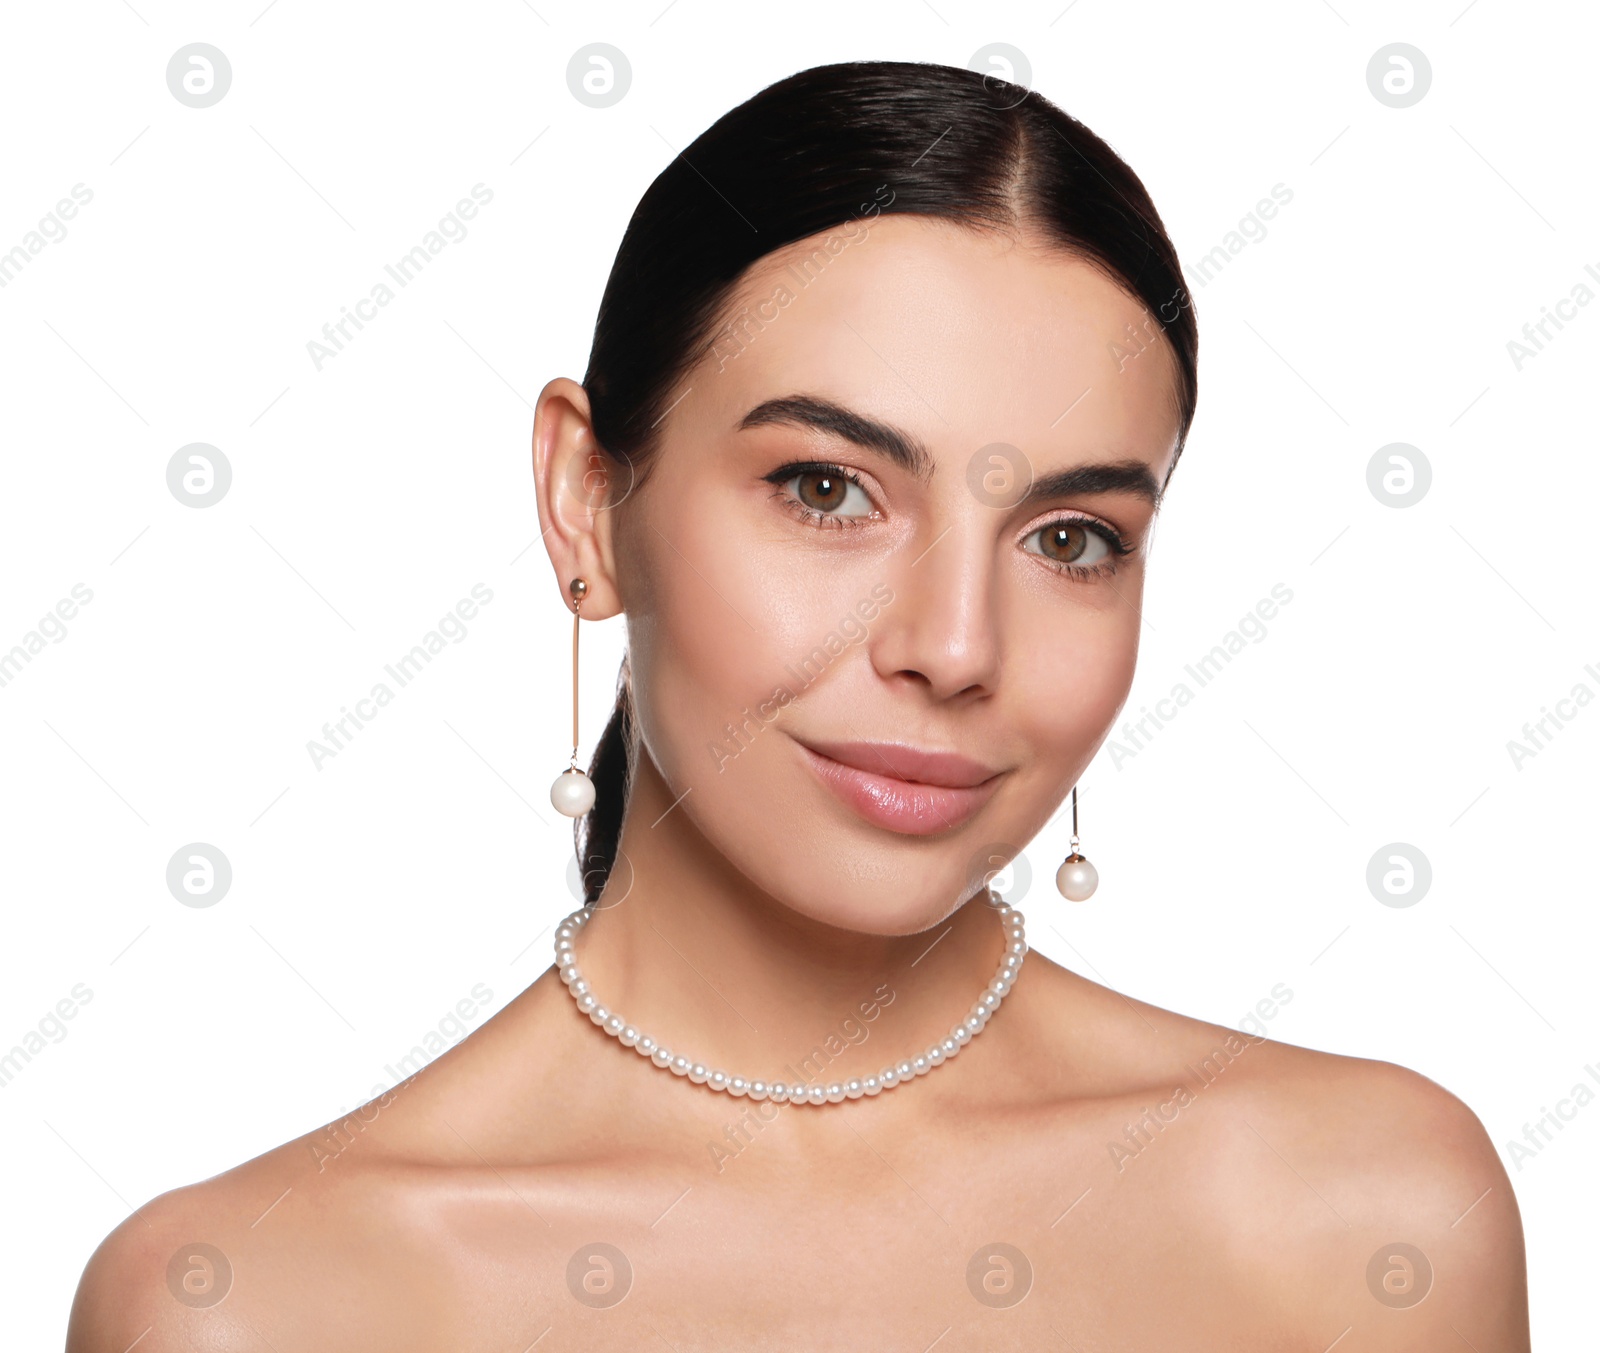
550,577 -> 596,818
1055,784 -> 1098,901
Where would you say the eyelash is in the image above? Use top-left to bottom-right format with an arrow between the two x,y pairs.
762,460 -> 1136,581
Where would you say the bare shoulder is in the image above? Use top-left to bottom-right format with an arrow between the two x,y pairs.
66,981 -> 606,1351
1034,958 -> 1530,1349
1224,1035 -> 1529,1350
65,1091 -> 458,1352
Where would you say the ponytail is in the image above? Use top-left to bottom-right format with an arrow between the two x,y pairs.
575,653 -> 635,904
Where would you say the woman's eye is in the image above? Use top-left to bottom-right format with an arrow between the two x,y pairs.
779,468 -> 875,520
1022,520 -> 1116,572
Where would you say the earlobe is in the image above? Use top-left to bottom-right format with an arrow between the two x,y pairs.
532,377 -> 624,620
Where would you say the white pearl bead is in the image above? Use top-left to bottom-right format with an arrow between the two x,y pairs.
1008,939 -> 1027,957
825,1083 -> 846,1103
881,1068 -> 900,1088
670,1056 -> 690,1076
638,1036 -> 656,1055
559,964 -> 580,985
727,1075 -> 746,1095
1056,856 -> 1098,901
620,1025 -> 639,1046
953,1025 -> 971,1045
863,1076 -> 881,1095
897,1060 -> 915,1080
604,1014 -> 625,1036
806,1085 -> 827,1105
589,1005 -> 609,1025
651,1047 -> 672,1067
571,979 -> 591,998
689,1063 -> 708,1084
768,1081 -> 788,1101
962,1018 -> 982,1037
1007,909 -> 1026,928
576,993 -> 597,1014
940,1037 -> 959,1057
748,1081 -> 768,1100
925,1047 -> 944,1068
845,1079 -> 864,1099
550,768 -> 596,817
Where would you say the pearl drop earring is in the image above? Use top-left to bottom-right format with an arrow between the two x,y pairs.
549,577 -> 596,818
1055,784 -> 1098,901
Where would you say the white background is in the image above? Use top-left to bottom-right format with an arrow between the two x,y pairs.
1,0 -> 1593,1344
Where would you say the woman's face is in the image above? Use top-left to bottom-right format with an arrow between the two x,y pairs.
609,213 -> 1184,934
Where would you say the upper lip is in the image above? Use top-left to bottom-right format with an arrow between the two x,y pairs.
796,737 -> 1003,789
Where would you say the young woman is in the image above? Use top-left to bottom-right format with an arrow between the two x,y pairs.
69,60 -> 1529,1351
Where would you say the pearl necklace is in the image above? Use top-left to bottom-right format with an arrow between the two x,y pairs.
554,890 -> 1027,1105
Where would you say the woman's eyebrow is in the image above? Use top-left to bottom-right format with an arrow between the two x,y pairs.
1017,461 -> 1163,511
736,392 -> 1163,510
736,394 -> 935,481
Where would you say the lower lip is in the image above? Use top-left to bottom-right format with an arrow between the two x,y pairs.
797,742 -> 1001,836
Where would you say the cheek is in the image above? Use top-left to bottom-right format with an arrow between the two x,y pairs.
1008,585 -> 1143,762
621,492 -> 831,788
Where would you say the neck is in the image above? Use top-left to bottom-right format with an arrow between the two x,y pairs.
571,752 -> 1009,1090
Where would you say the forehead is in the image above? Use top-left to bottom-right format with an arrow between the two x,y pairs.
679,213 -> 1182,474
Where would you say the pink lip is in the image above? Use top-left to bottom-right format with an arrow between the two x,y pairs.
795,737 -> 1004,836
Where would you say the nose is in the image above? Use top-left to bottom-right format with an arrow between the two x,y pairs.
868,521 -> 1002,703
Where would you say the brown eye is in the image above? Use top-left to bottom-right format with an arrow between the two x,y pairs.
796,470 -> 850,512
1023,521 -> 1113,570
1044,524 -> 1088,563
777,467 -> 874,520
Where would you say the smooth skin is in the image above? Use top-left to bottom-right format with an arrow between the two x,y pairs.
68,215 -> 1530,1350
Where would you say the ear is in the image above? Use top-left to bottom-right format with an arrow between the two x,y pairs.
532,377 -> 625,621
